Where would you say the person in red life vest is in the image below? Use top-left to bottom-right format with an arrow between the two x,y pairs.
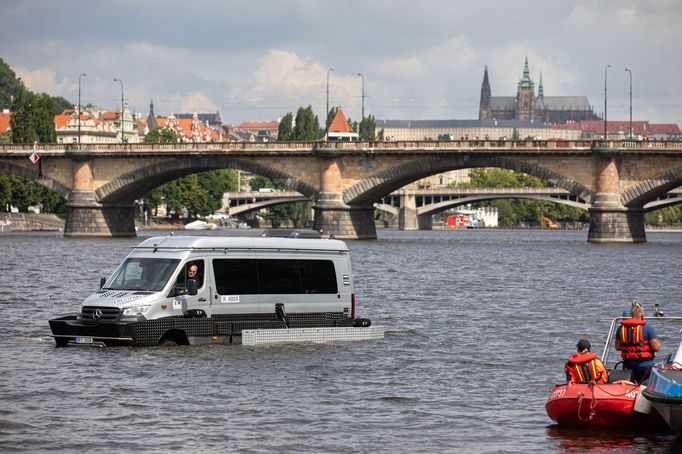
615,300 -> 661,384
565,339 -> 607,384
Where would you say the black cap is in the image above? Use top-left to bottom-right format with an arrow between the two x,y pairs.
577,339 -> 591,352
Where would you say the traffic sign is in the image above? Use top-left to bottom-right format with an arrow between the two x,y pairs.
29,152 -> 40,164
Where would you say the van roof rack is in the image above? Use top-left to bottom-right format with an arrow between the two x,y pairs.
260,229 -> 322,239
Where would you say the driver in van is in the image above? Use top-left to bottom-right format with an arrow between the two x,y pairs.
176,262 -> 202,294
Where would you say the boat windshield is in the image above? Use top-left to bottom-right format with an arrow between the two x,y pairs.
105,258 -> 180,291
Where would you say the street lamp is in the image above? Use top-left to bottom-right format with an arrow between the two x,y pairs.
604,64 -> 611,140
78,73 -> 86,146
625,68 -> 633,139
113,78 -> 124,143
357,73 -> 365,120
326,68 -> 334,128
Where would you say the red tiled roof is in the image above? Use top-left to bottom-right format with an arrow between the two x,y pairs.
101,112 -> 118,121
239,121 -> 279,129
0,112 -> 12,134
328,109 -> 352,133
54,113 -> 71,129
648,123 -> 681,134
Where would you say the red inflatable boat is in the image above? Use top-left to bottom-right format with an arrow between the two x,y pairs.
546,381 -> 665,429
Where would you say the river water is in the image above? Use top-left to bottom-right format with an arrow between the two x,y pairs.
1,228 -> 681,453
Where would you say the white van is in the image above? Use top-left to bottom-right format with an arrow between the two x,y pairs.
50,232 -> 374,347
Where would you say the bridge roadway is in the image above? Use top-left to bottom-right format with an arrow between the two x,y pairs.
1,139 -> 682,242
225,187 -> 682,230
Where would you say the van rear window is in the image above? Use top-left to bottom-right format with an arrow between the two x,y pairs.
213,259 -> 338,295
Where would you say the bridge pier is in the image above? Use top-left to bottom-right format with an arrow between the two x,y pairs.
312,192 -> 376,239
64,155 -> 136,237
398,190 -> 418,230
587,156 -> 646,243
65,191 -> 136,237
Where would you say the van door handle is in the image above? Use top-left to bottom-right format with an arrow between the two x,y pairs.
198,298 -> 206,302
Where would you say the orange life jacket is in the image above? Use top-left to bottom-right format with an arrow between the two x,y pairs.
618,318 -> 653,361
565,352 -> 607,383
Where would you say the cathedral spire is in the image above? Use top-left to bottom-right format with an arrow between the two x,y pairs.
538,72 -> 544,98
479,66 -> 492,120
518,56 -> 533,88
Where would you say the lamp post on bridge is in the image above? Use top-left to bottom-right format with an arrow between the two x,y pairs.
78,73 -> 86,146
357,72 -> 365,120
113,78 -> 124,143
604,64 -> 611,140
625,67 -> 633,139
326,67 -> 334,130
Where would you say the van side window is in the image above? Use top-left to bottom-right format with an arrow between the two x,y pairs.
213,259 -> 258,295
299,260 -> 337,294
212,259 -> 338,295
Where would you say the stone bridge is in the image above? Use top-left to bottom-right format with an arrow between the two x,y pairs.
1,139 -> 682,242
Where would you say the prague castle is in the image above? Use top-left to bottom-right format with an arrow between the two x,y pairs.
479,58 -> 600,124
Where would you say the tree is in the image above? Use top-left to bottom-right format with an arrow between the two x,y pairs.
359,114 -> 377,140
277,113 -> 293,141
291,105 -> 319,141
0,173 -> 12,211
144,127 -> 179,143
0,57 -> 22,110
9,86 -> 57,143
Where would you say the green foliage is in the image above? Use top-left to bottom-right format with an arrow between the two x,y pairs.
144,127 -> 179,143
290,105 -> 320,141
9,86 -> 57,143
277,113 -> 293,141
143,169 -> 238,220
645,206 -> 682,226
248,175 -> 311,228
0,57 -> 23,110
0,173 -> 12,210
49,96 -> 73,115
0,172 -> 65,214
359,114 -> 377,140
449,168 -> 589,226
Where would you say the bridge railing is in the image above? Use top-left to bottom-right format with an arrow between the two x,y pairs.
1,139 -> 681,154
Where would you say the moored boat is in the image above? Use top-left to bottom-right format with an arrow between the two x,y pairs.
642,337 -> 682,434
546,381 -> 662,429
545,308 -> 682,431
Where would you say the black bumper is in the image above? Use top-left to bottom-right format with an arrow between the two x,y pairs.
49,315 -> 134,347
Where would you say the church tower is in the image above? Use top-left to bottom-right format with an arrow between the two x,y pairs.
479,66 -> 492,119
515,57 -> 535,121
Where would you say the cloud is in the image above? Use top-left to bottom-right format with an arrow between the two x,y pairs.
14,65 -> 74,95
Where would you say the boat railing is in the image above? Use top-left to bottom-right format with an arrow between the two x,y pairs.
601,315 -> 682,366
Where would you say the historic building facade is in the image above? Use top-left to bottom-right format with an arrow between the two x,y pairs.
479,58 -> 600,124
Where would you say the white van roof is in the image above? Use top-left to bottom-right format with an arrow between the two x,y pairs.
135,235 -> 349,253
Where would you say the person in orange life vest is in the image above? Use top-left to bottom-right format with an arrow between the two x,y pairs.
615,301 -> 661,384
565,339 -> 607,384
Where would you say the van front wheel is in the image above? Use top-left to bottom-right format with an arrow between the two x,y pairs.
158,329 -> 188,346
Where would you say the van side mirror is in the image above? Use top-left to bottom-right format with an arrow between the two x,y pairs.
100,277 -> 106,289
187,278 -> 198,296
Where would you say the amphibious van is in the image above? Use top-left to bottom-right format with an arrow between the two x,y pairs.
49,232 -> 376,347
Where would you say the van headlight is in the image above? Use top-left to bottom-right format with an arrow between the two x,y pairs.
122,305 -> 151,316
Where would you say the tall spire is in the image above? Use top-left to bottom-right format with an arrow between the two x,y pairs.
149,98 -> 155,116
538,72 -> 544,98
479,66 -> 492,119
518,56 -> 533,88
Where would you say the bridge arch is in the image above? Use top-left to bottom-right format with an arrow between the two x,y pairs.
0,160 -> 71,199
96,157 -> 318,203
621,165 -> 682,208
343,156 -> 593,205
416,195 -> 590,216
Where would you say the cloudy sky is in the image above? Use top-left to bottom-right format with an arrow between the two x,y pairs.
2,0 -> 681,125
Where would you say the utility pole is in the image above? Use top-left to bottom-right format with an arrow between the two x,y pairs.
78,73 -> 86,146
625,68 -> 633,139
357,73 -> 365,120
113,78 -> 124,143
326,68 -> 334,129
604,64 -> 611,140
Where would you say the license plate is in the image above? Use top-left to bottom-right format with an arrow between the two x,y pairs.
74,336 -> 94,344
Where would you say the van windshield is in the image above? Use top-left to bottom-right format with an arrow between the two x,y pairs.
105,258 -> 180,291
